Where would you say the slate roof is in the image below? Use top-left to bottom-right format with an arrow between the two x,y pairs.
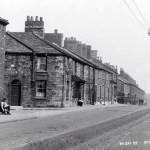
118,76 -> 145,92
5,33 -> 32,53
118,76 -> 131,85
9,32 -> 61,54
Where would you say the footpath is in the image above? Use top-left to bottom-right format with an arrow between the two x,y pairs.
1,103 -> 150,124
0,103 -> 128,124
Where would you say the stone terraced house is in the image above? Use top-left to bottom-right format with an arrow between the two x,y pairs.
0,16 -> 118,107
117,69 -> 145,105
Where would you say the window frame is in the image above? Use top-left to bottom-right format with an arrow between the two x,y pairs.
36,56 -> 47,71
35,80 -> 46,98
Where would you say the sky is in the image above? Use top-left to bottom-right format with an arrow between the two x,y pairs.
1,0 -> 150,93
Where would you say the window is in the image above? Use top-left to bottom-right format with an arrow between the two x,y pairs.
36,81 -> 46,98
37,57 -> 46,71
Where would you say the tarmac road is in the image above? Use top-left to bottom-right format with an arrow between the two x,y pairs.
0,105 -> 149,150
109,113 -> 150,150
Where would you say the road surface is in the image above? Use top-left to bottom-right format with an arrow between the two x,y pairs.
109,113 -> 150,150
0,105 -> 150,150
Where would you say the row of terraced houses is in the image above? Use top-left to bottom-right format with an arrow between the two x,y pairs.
0,16 -> 145,107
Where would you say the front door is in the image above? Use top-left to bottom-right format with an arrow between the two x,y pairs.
11,80 -> 21,106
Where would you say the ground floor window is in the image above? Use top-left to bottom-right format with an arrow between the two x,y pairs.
36,81 -> 46,98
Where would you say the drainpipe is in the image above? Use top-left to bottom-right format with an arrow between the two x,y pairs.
31,52 -> 36,82
92,68 -> 95,105
104,71 -> 106,105
61,57 -> 66,108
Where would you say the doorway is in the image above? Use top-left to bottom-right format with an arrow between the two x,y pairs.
11,80 -> 21,106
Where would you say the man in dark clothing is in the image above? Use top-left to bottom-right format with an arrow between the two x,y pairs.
0,98 -> 11,115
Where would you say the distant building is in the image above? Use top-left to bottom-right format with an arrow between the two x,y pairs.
117,69 -> 145,105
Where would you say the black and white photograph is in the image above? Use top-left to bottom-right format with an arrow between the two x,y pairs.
0,0 -> 150,149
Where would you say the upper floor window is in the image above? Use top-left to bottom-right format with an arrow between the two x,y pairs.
37,56 -> 46,71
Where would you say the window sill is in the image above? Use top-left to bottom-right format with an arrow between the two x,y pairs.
36,70 -> 47,73
34,97 -> 46,100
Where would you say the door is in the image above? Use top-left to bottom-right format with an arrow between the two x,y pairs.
11,80 -> 21,106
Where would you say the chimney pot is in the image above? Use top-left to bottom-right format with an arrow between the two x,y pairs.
54,29 -> 58,33
31,16 -> 34,21
35,16 -> 38,21
40,17 -> 43,21
27,16 -> 30,21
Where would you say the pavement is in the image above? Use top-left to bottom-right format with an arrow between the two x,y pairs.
0,103 -> 137,124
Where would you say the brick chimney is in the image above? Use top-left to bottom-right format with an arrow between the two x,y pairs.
64,37 -> 78,53
44,29 -> 63,47
0,17 -> 9,97
86,45 -> 91,60
25,16 -> 44,37
81,44 -> 87,59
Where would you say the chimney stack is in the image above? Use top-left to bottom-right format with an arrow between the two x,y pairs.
25,16 -> 44,37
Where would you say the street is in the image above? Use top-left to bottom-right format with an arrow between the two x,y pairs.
0,105 -> 150,150
110,113 -> 150,150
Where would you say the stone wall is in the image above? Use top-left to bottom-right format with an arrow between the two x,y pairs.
0,20 -> 8,99
5,54 -> 66,108
5,54 -> 32,106
46,56 -> 64,107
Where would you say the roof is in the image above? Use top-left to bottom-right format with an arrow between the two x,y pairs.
9,32 -> 61,54
118,76 -> 131,85
5,33 -> 32,53
118,76 -> 145,93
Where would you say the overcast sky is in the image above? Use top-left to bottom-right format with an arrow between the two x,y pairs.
1,0 -> 150,93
